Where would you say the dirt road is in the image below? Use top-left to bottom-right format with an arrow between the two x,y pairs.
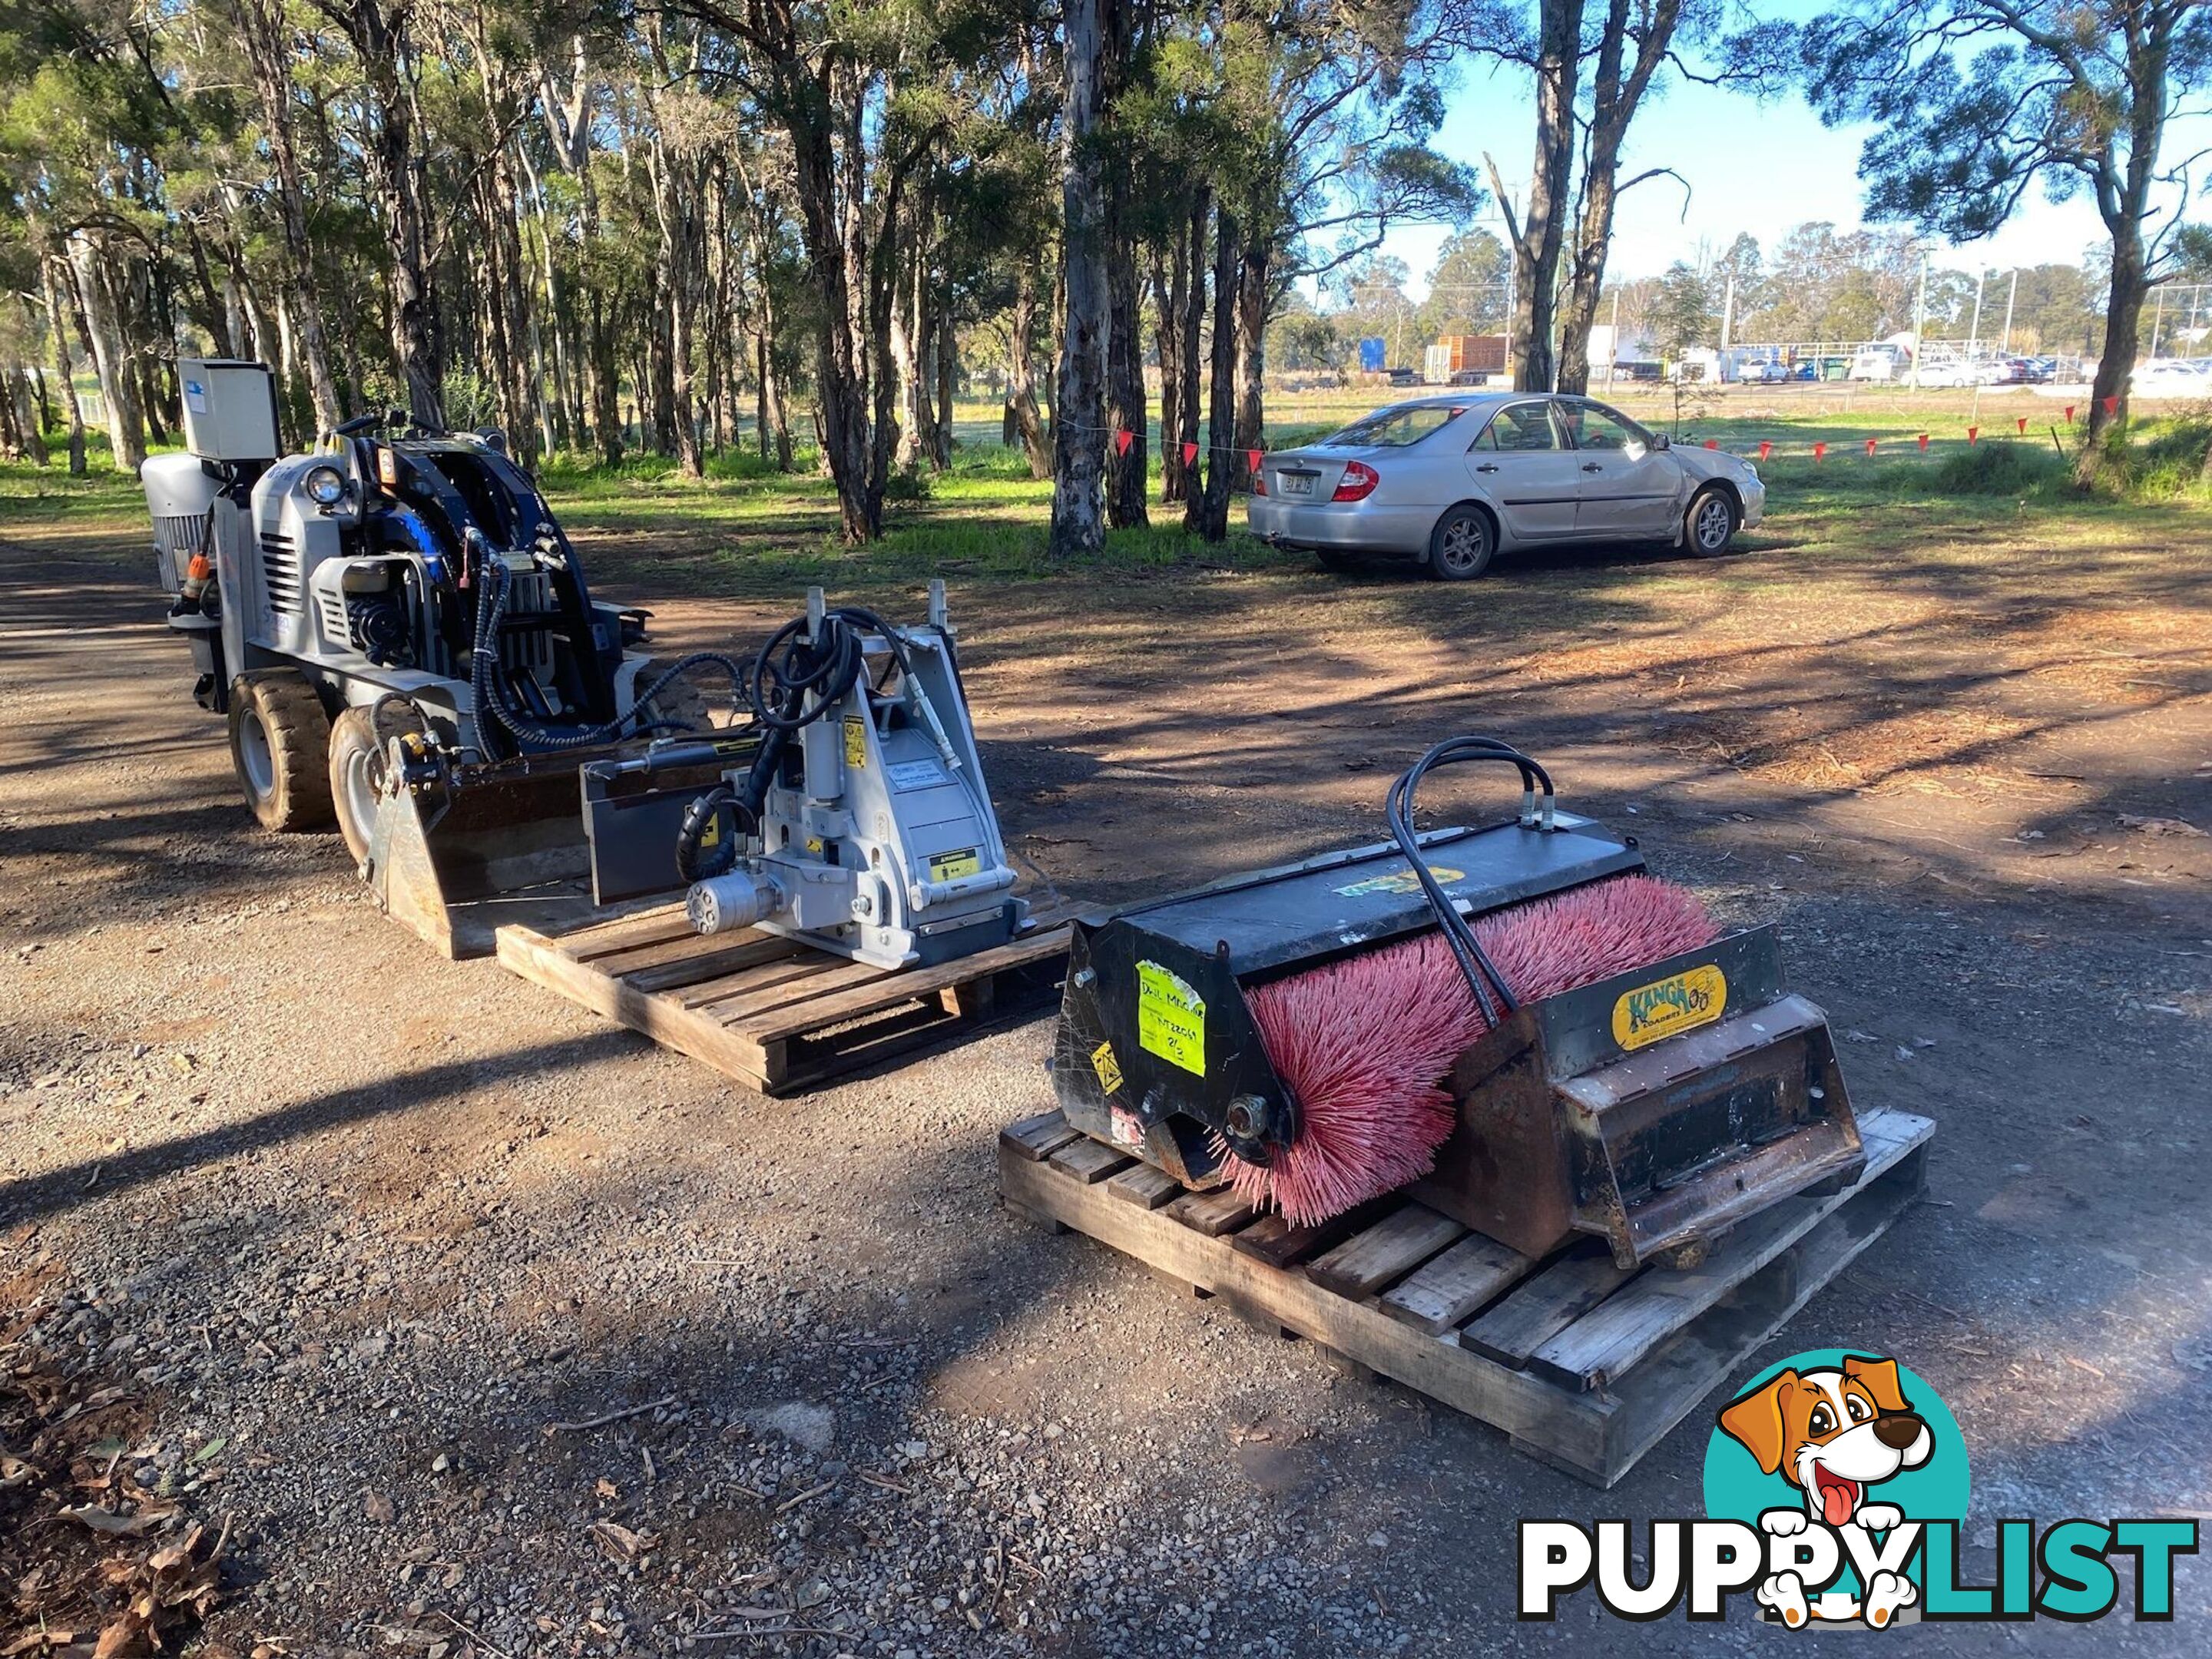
4,505 -> 2208,1654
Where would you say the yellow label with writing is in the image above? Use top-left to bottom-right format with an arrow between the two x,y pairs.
1611,964 -> 1727,1051
700,813 -> 720,849
843,717 -> 867,767
1333,865 -> 1465,899
1090,1041 -> 1124,1095
926,847 -> 982,883
1137,960 -> 1207,1076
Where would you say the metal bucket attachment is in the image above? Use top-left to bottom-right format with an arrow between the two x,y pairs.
1411,926 -> 1865,1269
364,740 -> 747,958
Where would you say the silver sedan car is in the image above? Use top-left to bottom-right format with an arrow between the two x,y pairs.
1247,392 -> 1764,579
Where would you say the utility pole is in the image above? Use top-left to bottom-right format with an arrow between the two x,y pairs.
2151,284 -> 2165,357
1909,255 -> 1929,389
1999,269 -> 2018,356
1720,272 -> 1737,349
1967,267 -> 1986,360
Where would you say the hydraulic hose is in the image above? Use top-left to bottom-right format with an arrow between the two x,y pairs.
1386,736 -> 1558,1028
469,554 -> 747,754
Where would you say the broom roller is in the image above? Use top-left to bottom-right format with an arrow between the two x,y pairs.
1050,737 -> 1866,1267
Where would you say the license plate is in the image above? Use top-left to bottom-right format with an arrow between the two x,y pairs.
1282,472 -> 1316,497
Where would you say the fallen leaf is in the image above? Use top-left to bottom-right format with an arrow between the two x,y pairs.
586,1519 -> 657,1561
60,1502 -> 168,1538
363,1488 -> 396,1524
593,1477 -> 619,1500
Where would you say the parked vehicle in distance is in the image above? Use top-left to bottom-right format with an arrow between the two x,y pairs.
1849,344 -> 1910,382
2131,359 -> 2212,396
1611,359 -> 1664,382
1448,368 -> 1490,386
1386,366 -> 1422,386
1246,392 -> 1765,581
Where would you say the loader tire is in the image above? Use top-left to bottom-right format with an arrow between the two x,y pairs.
327,704 -> 420,868
631,657 -> 717,734
227,671 -> 335,833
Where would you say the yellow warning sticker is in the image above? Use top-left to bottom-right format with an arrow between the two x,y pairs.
1137,960 -> 1207,1076
1333,865 -> 1465,898
1090,1041 -> 1124,1095
700,813 -> 721,849
843,717 -> 867,767
1611,964 -> 1727,1051
926,847 -> 982,883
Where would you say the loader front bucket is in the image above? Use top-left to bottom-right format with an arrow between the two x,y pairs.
363,742 -> 747,958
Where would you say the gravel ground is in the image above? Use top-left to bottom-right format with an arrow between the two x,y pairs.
4,528 -> 2210,1656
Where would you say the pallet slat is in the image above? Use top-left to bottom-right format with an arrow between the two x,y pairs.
1003,1104 -> 1935,1488
1233,1197 -> 1396,1270
1459,1248 -> 1638,1367
1306,1204 -> 1465,1301
1162,1187 -> 1257,1238
1108,1164 -> 1184,1210
1002,1112 -> 1081,1163
495,910 -> 1071,1097
1380,1233 -> 1537,1334
1048,1138 -> 1132,1184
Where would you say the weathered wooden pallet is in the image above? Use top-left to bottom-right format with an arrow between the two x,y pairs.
999,1104 -> 1933,1488
496,902 -> 1074,1095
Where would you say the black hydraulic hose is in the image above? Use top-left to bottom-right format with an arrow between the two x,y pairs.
469,555 -> 746,753
675,785 -> 741,882
1386,737 -> 1558,1028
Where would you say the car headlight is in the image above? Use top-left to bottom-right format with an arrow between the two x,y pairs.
303,463 -> 347,507
1743,462 -> 1760,482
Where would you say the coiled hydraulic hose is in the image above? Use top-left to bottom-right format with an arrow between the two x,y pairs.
470,554 -> 746,754
1386,736 -> 1557,1028
671,605 -> 914,882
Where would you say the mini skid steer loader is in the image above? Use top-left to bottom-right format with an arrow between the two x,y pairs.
140,359 -> 1025,969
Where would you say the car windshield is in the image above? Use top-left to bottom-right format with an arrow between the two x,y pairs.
1323,404 -> 1466,448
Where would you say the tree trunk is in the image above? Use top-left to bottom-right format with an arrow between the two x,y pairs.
1104,210 -> 1148,528
1554,0 -> 1680,396
240,0 -> 345,438
1501,0 -> 1583,392
1231,237 -> 1270,491
1194,207 -> 1240,541
933,294 -> 955,469
1050,0 -> 1113,555
1153,243 -> 1183,503
1176,194 -> 1208,508
7,367 -> 45,465
38,252 -> 88,476
344,0 -> 445,428
1008,265 -> 1050,478
65,237 -> 146,473
2082,230 -> 2144,480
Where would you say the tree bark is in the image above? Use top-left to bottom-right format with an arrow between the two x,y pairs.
1008,264 -> 1050,478
1499,0 -> 1583,392
65,237 -> 146,473
1104,210 -> 1148,527
1231,237 -> 1270,491
343,0 -> 445,428
1050,0 -> 1112,555
1176,193 -> 1208,508
1555,0 -> 1680,396
38,250 -> 88,476
240,0 -> 343,436
1194,207 -> 1240,541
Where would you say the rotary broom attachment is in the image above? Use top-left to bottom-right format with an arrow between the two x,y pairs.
1051,735 -> 1867,1269
1226,875 -> 1721,1226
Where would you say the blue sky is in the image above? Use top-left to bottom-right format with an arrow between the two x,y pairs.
1379,48 -> 2171,295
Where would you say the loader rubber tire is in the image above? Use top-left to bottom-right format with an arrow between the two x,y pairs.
228,671 -> 335,833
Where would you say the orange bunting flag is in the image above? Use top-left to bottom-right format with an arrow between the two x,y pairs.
2065,404 -> 2077,422
1703,439 -> 1719,449
1813,442 -> 1826,460
1114,429 -> 1132,455
2016,416 -> 2028,435
1247,449 -> 1263,473
1181,441 -> 1199,467
2102,396 -> 2119,416
1967,426 -> 1979,445
1865,437 -> 1878,457
1757,440 -> 1773,461
1917,432 -> 1929,451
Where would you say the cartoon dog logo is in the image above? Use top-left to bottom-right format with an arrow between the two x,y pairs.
1717,1354 -> 1935,1628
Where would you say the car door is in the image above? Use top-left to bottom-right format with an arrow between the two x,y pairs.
1465,402 -> 1581,541
1561,400 -> 1681,540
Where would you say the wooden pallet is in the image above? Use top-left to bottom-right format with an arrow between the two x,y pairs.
999,1105 -> 1933,1488
496,902 -> 1074,1095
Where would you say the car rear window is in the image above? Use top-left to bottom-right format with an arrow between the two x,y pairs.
1324,405 -> 1466,447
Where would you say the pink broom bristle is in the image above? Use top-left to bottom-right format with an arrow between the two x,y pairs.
1220,875 -> 1720,1226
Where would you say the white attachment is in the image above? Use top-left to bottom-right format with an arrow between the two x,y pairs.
178,359 -> 280,462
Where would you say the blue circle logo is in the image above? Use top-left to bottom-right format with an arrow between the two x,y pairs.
1704,1349 -> 1969,1628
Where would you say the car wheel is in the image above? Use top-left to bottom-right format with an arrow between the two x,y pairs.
1684,487 -> 1739,558
1427,506 -> 1494,581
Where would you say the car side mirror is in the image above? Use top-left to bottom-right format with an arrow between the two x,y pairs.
1650,433 -> 1671,451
